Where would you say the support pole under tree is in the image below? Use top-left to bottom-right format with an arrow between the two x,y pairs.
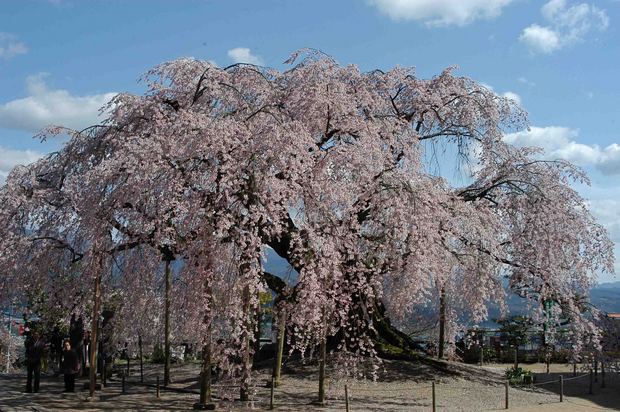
505,380 -> 509,410
438,287 -> 446,360
89,258 -> 103,398
432,381 -> 436,412
101,357 -> 106,387
240,285 -> 252,402
559,375 -> 563,402
139,335 -> 144,383
589,369 -> 593,395
573,361 -> 576,377
164,258 -> 172,387
594,359 -> 598,383
273,308 -> 286,388
270,377 -> 275,410
318,309 -> 327,406
345,384 -> 350,412
253,296 -> 261,362
601,362 -> 606,388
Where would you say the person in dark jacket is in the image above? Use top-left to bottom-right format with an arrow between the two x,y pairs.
25,332 -> 45,393
61,339 -> 80,392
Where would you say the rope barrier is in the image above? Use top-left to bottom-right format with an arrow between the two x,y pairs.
344,385 -> 433,393
562,373 -> 589,382
531,379 -> 558,386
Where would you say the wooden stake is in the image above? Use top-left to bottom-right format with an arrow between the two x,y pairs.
432,381 -> 436,412
270,377 -> 275,410
139,335 -> 144,383
89,258 -> 102,398
164,259 -> 172,387
505,380 -> 509,409
273,309 -> 286,388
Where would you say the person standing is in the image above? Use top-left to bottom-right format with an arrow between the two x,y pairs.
25,332 -> 45,393
61,340 -> 80,392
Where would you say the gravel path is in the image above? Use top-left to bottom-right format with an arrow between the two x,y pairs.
0,361 -> 618,411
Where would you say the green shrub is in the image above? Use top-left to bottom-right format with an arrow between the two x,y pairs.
151,343 -> 165,364
505,366 -> 532,385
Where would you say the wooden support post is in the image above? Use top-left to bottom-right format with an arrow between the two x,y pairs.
139,335 -> 144,383
164,259 -> 172,387
594,360 -> 598,383
573,362 -> 576,377
601,362 -> 606,388
318,336 -> 326,406
102,358 -> 106,388
89,264 -> 102,398
432,381 -> 436,412
438,288 -> 446,360
345,384 -> 350,412
122,375 -> 126,394
559,375 -> 563,402
505,380 -> 509,409
270,377 -> 275,410
157,376 -> 160,398
589,369 -> 593,395
273,309 -> 286,388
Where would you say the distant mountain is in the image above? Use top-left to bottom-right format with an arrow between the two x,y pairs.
488,281 -> 620,324
590,281 -> 620,313
593,281 -> 620,290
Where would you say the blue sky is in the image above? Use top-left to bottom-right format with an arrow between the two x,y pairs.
0,0 -> 618,282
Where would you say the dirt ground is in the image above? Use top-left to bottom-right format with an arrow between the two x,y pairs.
0,361 -> 618,411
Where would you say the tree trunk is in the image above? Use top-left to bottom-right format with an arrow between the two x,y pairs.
199,341 -> 212,404
164,259 -> 172,387
438,287 -> 446,360
89,258 -> 102,398
514,347 -> 518,370
273,308 -> 286,388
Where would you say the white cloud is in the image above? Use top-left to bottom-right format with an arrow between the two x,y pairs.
0,146 -> 43,184
589,198 -> 620,244
479,83 -> 522,106
0,33 -> 28,60
367,0 -> 514,26
519,0 -> 609,54
504,126 -> 620,175
227,47 -> 263,65
502,91 -> 522,106
519,24 -> 562,54
0,73 -> 117,132
517,77 -> 536,87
